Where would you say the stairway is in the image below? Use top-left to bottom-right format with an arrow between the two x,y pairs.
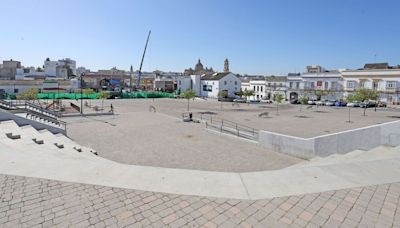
0,120 -> 99,161
285,145 -> 400,169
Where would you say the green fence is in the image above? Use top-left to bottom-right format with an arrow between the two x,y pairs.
36,92 -> 176,100
37,93 -> 99,99
120,92 -> 176,99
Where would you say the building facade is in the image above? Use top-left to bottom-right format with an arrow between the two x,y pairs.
0,60 -> 22,80
342,66 -> 400,103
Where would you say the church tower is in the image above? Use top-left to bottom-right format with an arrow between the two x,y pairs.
224,58 -> 229,73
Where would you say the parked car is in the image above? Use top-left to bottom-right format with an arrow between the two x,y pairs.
260,99 -> 273,104
346,101 -> 360,107
248,100 -> 260,103
307,100 -> 316,105
315,100 -> 325,106
360,101 -> 377,108
335,101 -> 347,107
325,100 -> 336,106
233,98 -> 246,103
218,97 -> 234,102
377,101 -> 387,107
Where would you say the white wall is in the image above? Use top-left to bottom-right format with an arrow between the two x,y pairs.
177,77 -> 192,93
190,75 -> 201,96
200,80 -> 219,98
200,73 -> 241,98
218,73 -> 241,97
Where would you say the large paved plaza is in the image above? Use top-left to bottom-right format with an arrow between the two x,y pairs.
64,98 -> 400,172
70,98 -> 400,138
1,174 -> 399,228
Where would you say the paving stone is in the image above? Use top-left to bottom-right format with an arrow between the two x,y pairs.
0,174 -> 399,227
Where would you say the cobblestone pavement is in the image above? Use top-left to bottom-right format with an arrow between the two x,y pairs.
0,174 -> 399,228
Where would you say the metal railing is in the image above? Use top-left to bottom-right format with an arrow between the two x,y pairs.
0,98 -> 67,132
198,114 -> 259,140
25,101 -> 62,118
24,109 -> 67,132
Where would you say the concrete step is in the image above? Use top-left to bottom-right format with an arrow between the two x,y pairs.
37,130 -> 106,162
287,146 -> 400,169
0,120 -> 109,164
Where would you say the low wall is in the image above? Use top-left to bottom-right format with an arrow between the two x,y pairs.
0,110 -> 65,135
258,120 -> 400,159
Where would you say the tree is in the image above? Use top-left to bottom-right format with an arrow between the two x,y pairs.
234,90 -> 244,98
274,94 -> 284,115
298,95 -> 309,112
352,88 -> 379,116
181,90 -> 196,111
315,89 -> 326,101
345,94 -> 358,123
17,88 -> 39,100
97,91 -> 110,110
243,89 -> 255,104
218,90 -> 228,110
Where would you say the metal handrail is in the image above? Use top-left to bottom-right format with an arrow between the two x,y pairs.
25,101 -> 62,118
24,109 -> 67,131
199,114 -> 258,139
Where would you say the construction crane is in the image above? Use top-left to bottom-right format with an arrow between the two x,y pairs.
135,30 -> 151,90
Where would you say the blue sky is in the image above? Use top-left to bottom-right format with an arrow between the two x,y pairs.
0,0 -> 399,75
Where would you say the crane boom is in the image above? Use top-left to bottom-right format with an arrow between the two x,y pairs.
135,30 -> 151,90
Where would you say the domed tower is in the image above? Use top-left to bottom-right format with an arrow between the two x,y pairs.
195,59 -> 204,72
224,58 -> 229,73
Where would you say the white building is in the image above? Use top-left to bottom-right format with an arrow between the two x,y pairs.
200,72 -> 241,98
241,76 -> 287,101
44,58 -> 76,78
177,73 -> 240,98
177,75 -> 201,96
301,70 -> 343,100
286,73 -> 303,103
342,64 -> 400,103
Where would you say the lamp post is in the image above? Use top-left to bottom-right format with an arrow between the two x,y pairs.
80,73 -> 84,114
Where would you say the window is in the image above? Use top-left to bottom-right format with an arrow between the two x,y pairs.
202,85 -> 212,92
234,81 -> 237,85
253,86 -> 256,91
310,82 -> 315,88
387,81 -> 396,89
324,82 -> 328,89
360,81 -> 366,88
373,81 -> 378,90
224,81 -> 227,85
289,82 -> 293,88
331,82 -> 337,90
261,86 -> 263,92
347,81 -> 355,88
268,83 -> 271,87
296,82 -> 300,88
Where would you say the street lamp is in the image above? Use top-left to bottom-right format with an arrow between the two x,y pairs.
80,73 -> 84,114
